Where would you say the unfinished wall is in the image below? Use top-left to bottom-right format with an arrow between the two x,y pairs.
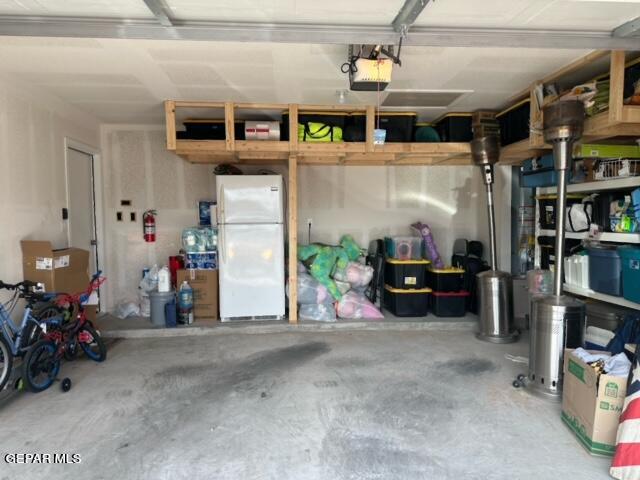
0,76 -> 99,285
297,165 -> 512,270
101,127 -> 511,311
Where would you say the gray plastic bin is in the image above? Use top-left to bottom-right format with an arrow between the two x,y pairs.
587,246 -> 622,296
150,290 -> 175,327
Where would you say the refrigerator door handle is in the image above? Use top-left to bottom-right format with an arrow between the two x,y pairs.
219,226 -> 226,264
219,185 -> 225,224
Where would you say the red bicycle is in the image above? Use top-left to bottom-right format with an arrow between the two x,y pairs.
21,272 -> 107,393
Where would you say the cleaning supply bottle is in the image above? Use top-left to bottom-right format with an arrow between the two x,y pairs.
178,280 -> 194,325
158,266 -> 171,293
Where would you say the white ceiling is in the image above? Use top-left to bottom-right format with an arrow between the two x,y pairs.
0,37 -> 591,123
0,0 -> 635,123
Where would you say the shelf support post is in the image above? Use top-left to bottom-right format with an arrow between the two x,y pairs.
164,100 -> 176,150
288,154 -> 298,324
224,102 -> 235,151
289,103 -> 298,152
366,105 -> 375,152
609,50 -> 625,123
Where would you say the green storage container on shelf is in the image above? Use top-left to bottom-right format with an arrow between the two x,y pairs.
619,246 -> 640,304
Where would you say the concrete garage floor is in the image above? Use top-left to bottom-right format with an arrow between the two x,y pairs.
1,330 -> 612,480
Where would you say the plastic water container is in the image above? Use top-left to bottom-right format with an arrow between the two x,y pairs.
587,245 -> 622,296
149,290 -> 175,327
158,266 -> 171,292
619,246 -> 640,304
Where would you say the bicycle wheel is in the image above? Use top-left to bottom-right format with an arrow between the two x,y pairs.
20,306 -> 62,352
22,340 -> 60,393
0,335 -> 13,392
78,324 -> 106,362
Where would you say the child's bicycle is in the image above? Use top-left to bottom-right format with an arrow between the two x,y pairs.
21,272 -> 107,393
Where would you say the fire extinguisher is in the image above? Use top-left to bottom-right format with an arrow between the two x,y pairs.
143,210 -> 157,243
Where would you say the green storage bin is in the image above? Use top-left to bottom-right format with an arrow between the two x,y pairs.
620,246 -> 640,304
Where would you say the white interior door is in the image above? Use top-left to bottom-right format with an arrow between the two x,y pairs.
219,223 -> 285,319
66,147 -> 98,275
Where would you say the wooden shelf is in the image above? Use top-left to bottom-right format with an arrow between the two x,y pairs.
564,284 -> 640,310
499,139 -> 549,165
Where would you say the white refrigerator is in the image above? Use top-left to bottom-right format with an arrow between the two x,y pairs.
216,175 -> 285,321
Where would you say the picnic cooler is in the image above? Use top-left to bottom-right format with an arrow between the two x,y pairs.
384,285 -> 431,317
434,113 -> 473,142
431,291 -> 470,317
496,99 -> 530,146
619,246 -> 640,304
384,259 -> 430,289
179,119 -> 246,140
426,267 -> 465,292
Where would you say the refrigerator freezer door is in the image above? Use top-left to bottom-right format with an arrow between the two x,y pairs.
218,223 -> 285,319
217,175 -> 283,224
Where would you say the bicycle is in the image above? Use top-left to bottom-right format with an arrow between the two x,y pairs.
0,280 -> 62,391
22,272 -> 107,393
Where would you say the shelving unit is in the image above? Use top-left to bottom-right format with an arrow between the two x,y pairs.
539,229 -> 640,243
564,284 -> 640,310
538,176 -> 640,195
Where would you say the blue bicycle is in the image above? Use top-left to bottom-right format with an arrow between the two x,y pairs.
0,280 -> 62,391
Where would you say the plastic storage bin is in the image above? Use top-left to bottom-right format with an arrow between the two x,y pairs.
414,122 -> 440,142
585,300 -> 633,331
179,119 -> 245,140
537,194 -> 584,230
384,259 -> 430,289
521,155 -> 558,188
619,246 -> 640,304
431,291 -> 469,317
496,99 -> 530,146
377,112 -> 417,142
538,236 -> 582,270
384,236 -> 423,260
587,246 -> 622,296
384,285 -> 431,317
426,267 -> 465,292
434,113 -> 473,142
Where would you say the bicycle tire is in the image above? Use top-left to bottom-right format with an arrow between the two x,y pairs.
20,306 -> 62,352
0,335 -> 13,392
78,324 -> 106,362
22,340 -> 60,393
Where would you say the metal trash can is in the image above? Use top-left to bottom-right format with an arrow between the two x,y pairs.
149,290 -> 175,327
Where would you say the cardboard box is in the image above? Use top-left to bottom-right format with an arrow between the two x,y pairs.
561,349 -> 627,456
21,241 -> 95,320
176,269 -> 218,319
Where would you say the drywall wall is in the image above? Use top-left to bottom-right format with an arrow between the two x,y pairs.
297,165 -> 512,269
101,127 -> 510,312
0,75 -> 99,286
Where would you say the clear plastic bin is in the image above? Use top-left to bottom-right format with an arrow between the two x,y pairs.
384,236 -> 423,260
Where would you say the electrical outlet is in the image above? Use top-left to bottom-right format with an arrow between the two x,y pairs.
116,212 -> 123,221
306,218 -> 313,226
130,212 -> 137,222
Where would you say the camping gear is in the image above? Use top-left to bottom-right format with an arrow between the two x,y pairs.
471,135 -> 517,343
298,122 -> 343,142
528,100 -> 587,399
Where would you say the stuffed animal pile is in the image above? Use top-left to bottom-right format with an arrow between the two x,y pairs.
290,235 -> 383,321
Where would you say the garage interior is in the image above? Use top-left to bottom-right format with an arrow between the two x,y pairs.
0,1 -> 640,479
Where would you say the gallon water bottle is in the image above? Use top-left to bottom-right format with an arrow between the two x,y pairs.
158,266 -> 171,293
178,280 -> 194,325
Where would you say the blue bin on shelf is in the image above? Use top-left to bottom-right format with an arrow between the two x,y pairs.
619,246 -> 640,304
587,246 -> 622,297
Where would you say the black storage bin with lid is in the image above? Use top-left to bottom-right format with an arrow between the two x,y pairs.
179,119 -> 246,140
384,285 -> 431,317
282,110 -> 347,142
377,112 -> 417,142
343,112 -> 366,142
537,194 -> 585,230
384,259 -> 430,290
538,236 -> 582,270
426,267 -> 465,292
434,113 -> 473,142
496,99 -> 530,146
431,291 -> 470,317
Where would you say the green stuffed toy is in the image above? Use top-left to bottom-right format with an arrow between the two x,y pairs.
298,235 -> 362,300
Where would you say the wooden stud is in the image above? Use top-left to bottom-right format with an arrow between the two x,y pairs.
288,154 -> 298,324
288,104 -> 298,152
366,105 -> 375,152
164,100 -> 176,150
224,102 -> 235,151
609,50 -> 626,123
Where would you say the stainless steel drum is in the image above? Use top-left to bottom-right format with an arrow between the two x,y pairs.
476,270 -> 516,343
529,295 -> 585,398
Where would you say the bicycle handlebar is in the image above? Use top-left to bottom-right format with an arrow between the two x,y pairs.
0,279 -> 38,291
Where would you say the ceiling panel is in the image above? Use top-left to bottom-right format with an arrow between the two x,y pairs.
0,0 -> 154,18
